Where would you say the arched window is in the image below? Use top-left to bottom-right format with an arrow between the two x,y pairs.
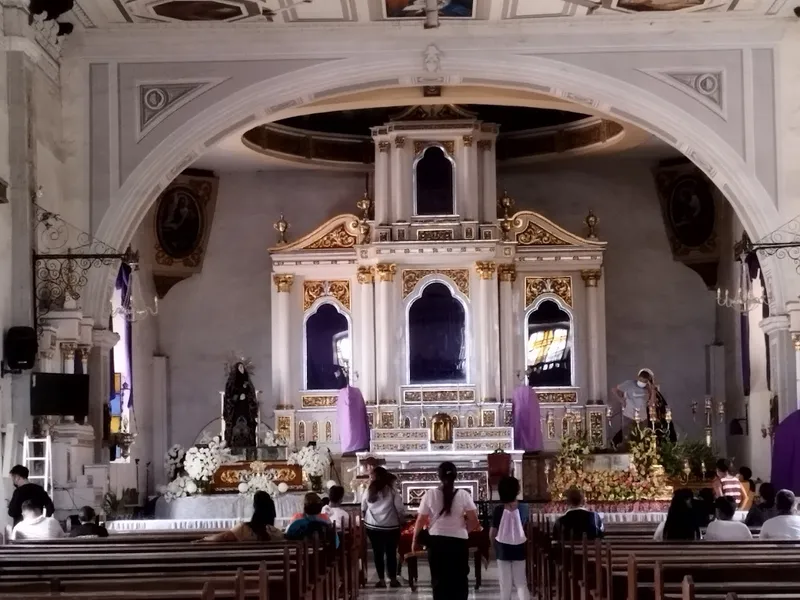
305,302 -> 351,390
525,299 -> 573,387
414,145 -> 455,216
408,282 -> 467,384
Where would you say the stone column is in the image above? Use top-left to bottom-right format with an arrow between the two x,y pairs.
374,264 -> 397,404
581,270 -> 603,403
461,135 -> 479,221
78,345 -> 91,374
475,262 -> 497,402
787,302 -> 800,413
479,139 -> 497,223
89,328 -> 120,462
273,274 -> 294,407
391,137 -> 406,222
357,266 -> 377,404
374,141 -> 390,224
760,315 -> 798,421
61,343 -> 77,374
498,265 -> 516,401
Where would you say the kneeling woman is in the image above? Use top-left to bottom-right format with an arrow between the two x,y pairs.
411,462 -> 481,600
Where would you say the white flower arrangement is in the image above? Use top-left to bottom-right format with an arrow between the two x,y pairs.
288,446 -> 327,478
163,475 -> 198,502
236,473 -> 289,497
184,435 -> 230,482
164,444 -> 186,482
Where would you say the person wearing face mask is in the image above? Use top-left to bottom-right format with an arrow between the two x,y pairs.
611,368 -> 675,447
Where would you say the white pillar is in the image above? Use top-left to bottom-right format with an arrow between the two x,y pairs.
89,328 -> 120,462
374,140 -> 390,225
480,140 -> 497,223
78,345 -> 90,374
61,343 -> 77,374
374,264 -> 397,405
788,302 -> 800,412
581,270 -> 603,403
273,274 -> 294,407
475,262 -> 497,402
760,314 -> 798,422
498,265 -> 516,401
358,267 -> 376,403
461,135 -> 479,221
391,138 -> 406,223
152,356 -> 169,486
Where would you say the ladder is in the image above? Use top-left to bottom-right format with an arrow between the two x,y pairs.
22,434 -> 53,494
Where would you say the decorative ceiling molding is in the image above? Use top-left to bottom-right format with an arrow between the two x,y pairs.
640,68 -> 726,120
137,78 -> 228,141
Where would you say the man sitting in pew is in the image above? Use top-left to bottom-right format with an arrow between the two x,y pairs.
745,482 -> 778,527
10,499 -> 64,540
286,492 -> 336,545
760,489 -> 800,540
705,497 -> 752,541
552,487 -> 604,541
69,506 -> 108,538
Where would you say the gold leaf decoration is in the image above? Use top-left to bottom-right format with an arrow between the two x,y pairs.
303,280 -> 351,311
516,221 -> 570,246
306,223 -> 358,250
525,276 -> 573,307
589,412 -> 604,447
538,391 -> 578,404
417,229 -> 453,241
402,269 -> 470,299
413,140 -> 455,155
301,395 -> 338,408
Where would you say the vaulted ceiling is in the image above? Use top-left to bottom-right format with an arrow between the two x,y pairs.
70,0 -> 792,29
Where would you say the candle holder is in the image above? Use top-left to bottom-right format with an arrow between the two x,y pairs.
273,214 -> 289,245
717,401 -> 725,424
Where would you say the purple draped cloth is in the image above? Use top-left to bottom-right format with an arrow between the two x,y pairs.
337,386 -> 370,453
512,385 -> 543,452
771,410 -> 800,494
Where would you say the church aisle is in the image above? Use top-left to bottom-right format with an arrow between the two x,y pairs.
361,562 -> 502,600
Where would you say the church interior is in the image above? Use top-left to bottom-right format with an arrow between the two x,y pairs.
0,0 -> 800,598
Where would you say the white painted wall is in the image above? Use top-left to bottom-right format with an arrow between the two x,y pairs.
151,157 -> 718,456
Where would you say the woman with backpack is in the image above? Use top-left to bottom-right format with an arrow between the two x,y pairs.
361,466 -> 405,588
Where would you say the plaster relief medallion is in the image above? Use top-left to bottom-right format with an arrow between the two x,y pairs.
155,186 -> 204,260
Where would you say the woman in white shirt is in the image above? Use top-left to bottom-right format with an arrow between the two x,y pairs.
412,462 -> 480,600
704,497 -> 752,541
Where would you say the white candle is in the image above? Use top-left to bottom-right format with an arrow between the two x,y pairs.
219,391 -> 225,437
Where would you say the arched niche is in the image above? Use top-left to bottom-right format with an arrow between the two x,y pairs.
304,301 -> 352,390
524,296 -> 574,387
407,280 -> 468,384
413,144 -> 456,216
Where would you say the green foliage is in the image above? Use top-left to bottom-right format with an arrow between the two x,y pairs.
628,423 -> 659,476
657,438 -> 716,479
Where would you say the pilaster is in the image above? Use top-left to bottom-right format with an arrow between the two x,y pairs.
498,264 -> 516,400
760,314 -> 797,421
581,269 -> 603,403
374,141 -> 390,224
374,264 -> 397,404
787,302 -> 800,414
479,140 -> 497,223
89,328 -> 120,462
357,266 -> 376,403
272,274 -> 294,407
475,261 -> 497,402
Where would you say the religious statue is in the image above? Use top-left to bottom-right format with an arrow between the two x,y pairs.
512,368 -> 543,452
223,360 -> 258,449
335,368 -> 370,454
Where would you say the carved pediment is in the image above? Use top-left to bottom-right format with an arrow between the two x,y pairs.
510,211 -> 606,249
269,214 -> 360,253
391,104 -> 478,122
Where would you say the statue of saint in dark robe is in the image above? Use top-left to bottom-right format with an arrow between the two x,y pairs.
223,362 -> 258,449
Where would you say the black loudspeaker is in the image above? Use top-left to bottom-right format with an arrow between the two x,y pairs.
3,326 -> 38,373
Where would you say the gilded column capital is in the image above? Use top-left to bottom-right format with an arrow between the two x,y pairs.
78,345 -> 92,359
378,141 -> 390,153
477,139 -> 492,151
273,274 -> 295,293
793,332 -> 800,352
475,261 -> 497,280
581,269 -> 602,287
394,136 -> 406,149
357,266 -> 375,284
497,264 -> 516,283
375,264 -> 397,282
462,135 -> 474,147
60,343 -> 77,359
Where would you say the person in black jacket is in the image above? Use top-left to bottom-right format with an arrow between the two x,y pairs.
8,465 -> 54,525
69,506 -> 109,538
553,487 -> 604,541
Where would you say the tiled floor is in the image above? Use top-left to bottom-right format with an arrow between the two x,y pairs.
361,562 -> 505,600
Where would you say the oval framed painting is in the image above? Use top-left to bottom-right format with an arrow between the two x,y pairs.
155,186 -> 204,260
666,175 -> 715,248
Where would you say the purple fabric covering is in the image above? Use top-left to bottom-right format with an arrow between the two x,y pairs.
337,386 -> 370,453
512,385 -> 543,452
771,410 -> 800,495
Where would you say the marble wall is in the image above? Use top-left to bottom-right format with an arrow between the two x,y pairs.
151,155 -> 722,456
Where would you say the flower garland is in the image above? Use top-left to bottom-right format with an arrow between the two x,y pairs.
262,429 -> 287,447
163,475 -> 198,502
237,473 -> 290,496
164,444 -> 186,482
184,435 -> 230,483
288,445 -> 326,477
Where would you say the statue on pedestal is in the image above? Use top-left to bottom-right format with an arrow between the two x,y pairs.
223,360 -> 258,449
335,369 -> 369,454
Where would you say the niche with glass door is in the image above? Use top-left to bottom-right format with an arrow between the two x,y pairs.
407,280 -> 469,384
524,297 -> 574,387
413,143 -> 456,216
304,302 -> 352,390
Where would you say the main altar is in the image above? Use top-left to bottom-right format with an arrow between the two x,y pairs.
268,105 -> 610,501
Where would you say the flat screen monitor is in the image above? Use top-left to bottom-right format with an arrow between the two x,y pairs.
30,372 -> 90,420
